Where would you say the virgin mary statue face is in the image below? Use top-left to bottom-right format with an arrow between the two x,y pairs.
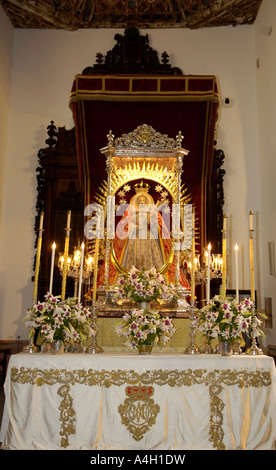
137,194 -> 147,206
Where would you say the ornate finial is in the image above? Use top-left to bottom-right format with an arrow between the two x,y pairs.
161,51 -> 169,65
134,181 -> 151,193
107,130 -> 114,146
45,120 -> 57,148
176,131 -> 184,148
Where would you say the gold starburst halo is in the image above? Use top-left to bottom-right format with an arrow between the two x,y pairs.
93,160 -> 191,208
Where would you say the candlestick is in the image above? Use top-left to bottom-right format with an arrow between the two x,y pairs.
249,211 -> 255,302
92,217 -> 101,301
78,242 -> 85,303
61,210 -> 71,300
234,243 -> 239,300
191,209 -> 195,302
221,214 -> 227,297
49,242 -> 56,294
207,243 -> 211,303
92,238 -> 100,301
33,212 -> 44,303
186,207 -> 199,355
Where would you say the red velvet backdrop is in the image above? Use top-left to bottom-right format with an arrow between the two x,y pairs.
70,74 -> 219,252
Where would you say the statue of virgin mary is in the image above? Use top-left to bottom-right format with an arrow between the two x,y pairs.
95,181 -> 190,290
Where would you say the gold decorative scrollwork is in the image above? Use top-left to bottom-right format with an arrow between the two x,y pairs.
10,366 -> 273,449
57,384 -> 76,448
209,383 -> 225,451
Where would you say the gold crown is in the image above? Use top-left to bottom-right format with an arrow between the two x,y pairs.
134,181 -> 151,194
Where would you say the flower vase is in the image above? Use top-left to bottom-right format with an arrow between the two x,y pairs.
40,341 -> 51,353
51,340 -> 64,354
139,301 -> 151,311
137,344 -> 153,355
219,341 -> 232,356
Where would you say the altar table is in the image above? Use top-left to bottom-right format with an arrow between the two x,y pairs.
1,352 -> 275,450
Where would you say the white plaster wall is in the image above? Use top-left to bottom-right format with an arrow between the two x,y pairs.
254,0 -> 276,347
0,6 -> 14,238
0,20 -> 261,340
0,5 -> 14,340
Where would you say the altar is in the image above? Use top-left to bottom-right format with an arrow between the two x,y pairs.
1,352 -> 275,450
9,56 -> 275,452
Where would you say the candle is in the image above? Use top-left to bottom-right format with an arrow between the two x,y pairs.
66,210 -> 71,236
61,210 -> 71,300
33,212 -> 44,303
49,242 -> 56,294
221,214 -> 227,297
92,212 -> 101,301
223,214 -> 227,232
92,238 -> 100,301
234,243 -> 239,300
190,209 -> 195,302
249,211 -> 254,231
78,243 -> 85,303
207,243 -> 211,303
39,213 -> 44,231
249,211 -> 255,302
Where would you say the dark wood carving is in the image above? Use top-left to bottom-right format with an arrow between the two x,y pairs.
82,27 -> 183,75
207,147 -> 225,255
35,121 -> 84,300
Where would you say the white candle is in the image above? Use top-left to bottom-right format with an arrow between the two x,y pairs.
49,242 -> 56,294
249,212 -> 255,302
223,214 -> 227,232
234,243 -> 239,300
207,243 -> 211,303
33,211 -> 44,303
249,211 -> 254,231
78,242 -> 85,303
66,210 -> 71,229
39,212 -> 44,231
61,210 -> 71,300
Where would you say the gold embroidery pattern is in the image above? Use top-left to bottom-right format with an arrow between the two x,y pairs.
10,366 -> 272,449
57,384 -> 76,448
118,385 -> 160,441
209,383 -> 225,450
206,369 -> 272,449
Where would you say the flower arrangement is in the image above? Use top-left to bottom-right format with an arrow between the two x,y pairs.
114,266 -> 177,303
116,307 -> 176,351
23,292 -> 95,345
198,295 -> 266,345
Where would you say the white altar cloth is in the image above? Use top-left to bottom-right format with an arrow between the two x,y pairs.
1,352 -> 275,450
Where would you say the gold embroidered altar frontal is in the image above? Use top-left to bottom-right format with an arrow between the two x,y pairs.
1,353 -> 275,450
96,318 -> 206,352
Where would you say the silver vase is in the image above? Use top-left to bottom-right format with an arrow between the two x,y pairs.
137,344 -> 153,354
51,340 -> 64,354
219,341 -> 232,356
139,301 -> 151,311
